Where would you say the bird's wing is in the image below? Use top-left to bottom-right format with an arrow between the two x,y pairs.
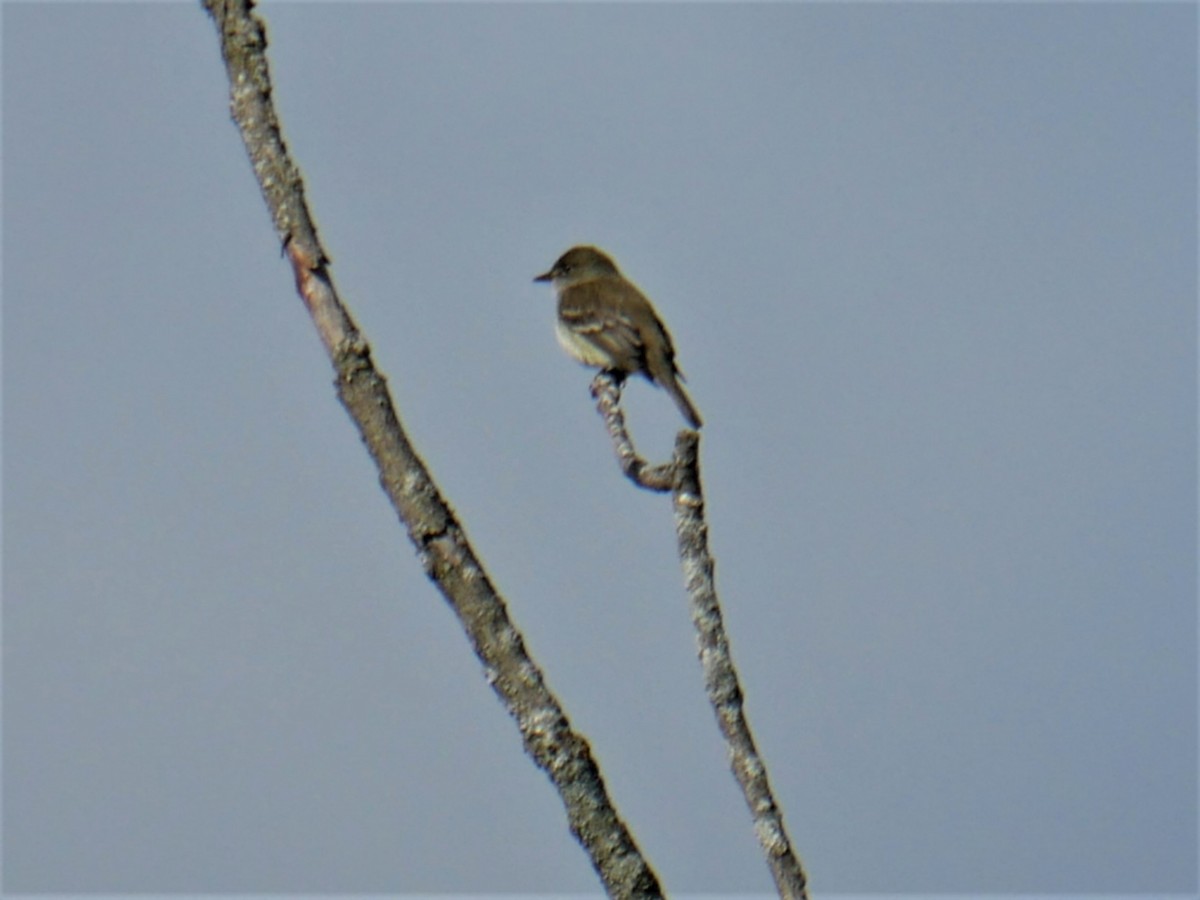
558,281 -> 647,371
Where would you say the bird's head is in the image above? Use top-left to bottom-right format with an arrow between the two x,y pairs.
534,245 -> 620,287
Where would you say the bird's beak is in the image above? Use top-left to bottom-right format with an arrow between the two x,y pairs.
533,269 -> 554,283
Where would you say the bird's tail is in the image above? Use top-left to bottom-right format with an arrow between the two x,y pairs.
663,373 -> 703,429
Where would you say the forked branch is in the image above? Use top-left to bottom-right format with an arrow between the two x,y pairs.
591,375 -> 810,899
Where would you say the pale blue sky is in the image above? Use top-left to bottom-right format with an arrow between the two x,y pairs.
3,2 -> 1195,896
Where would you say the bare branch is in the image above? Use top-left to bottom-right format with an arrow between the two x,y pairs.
200,1 -> 662,895
671,434 -> 809,899
588,371 -> 810,897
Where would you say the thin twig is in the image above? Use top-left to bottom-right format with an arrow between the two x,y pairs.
200,2 -> 662,895
590,371 -> 676,491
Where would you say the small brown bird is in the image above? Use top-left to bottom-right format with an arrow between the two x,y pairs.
534,246 -> 702,428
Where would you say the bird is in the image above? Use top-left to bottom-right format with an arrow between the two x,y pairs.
534,246 -> 702,428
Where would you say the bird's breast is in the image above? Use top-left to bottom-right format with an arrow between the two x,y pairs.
555,319 -> 614,368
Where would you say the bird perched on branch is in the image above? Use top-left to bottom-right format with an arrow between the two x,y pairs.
534,245 -> 702,428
